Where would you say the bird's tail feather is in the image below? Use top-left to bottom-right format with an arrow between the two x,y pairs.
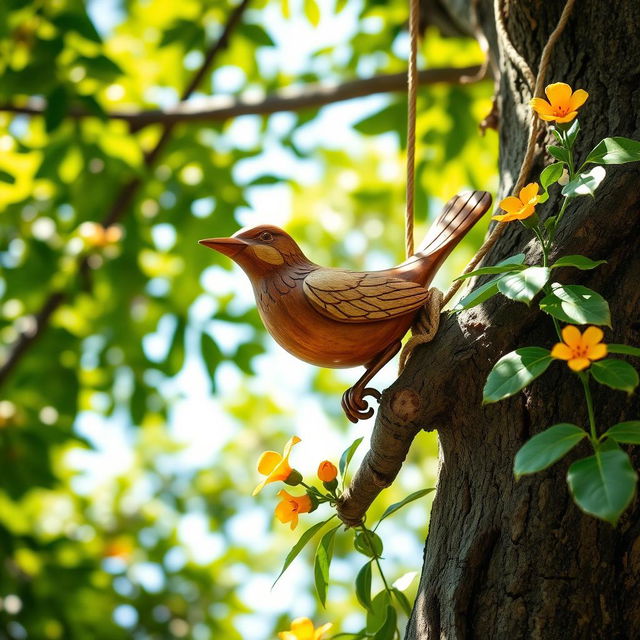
416,190 -> 492,259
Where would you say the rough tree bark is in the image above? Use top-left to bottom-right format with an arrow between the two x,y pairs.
398,1 -> 640,638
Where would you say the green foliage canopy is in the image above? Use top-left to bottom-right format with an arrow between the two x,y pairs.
0,0 -> 497,637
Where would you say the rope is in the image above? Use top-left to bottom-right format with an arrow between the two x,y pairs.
405,0 -> 420,258
493,0 -> 535,91
398,288 -> 443,372
398,0 -> 577,371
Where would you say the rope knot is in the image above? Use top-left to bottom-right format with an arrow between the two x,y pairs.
398,287 -> 444,372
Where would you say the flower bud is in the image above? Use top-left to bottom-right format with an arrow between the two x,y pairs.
306,491 -> 319,512
558,168 -> 570,186
317,460 -> 337,483
283,469 -> 303,486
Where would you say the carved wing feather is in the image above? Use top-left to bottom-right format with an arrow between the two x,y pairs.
303,269 -> 429,323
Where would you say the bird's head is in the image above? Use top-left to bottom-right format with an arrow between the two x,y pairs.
199,225 -> 307,277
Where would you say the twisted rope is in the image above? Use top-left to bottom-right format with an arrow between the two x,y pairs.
405,0 -> 420,258
398,0 -> 577,371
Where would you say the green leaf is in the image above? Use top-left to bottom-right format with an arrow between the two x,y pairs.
53,11 -> 102,43
160,317 -> 186,376
339,436 -> 363,479
335,0 -> 348,12
454,274 -> 505,311
567,449 -> 637,525
585,137 -> 640,165
304,0 -> 321,26
77,94 -> 108,120
539,283 -> 611,326
547,145 -> 570,164
373,606 -> 397,640
354,530 -> 383,558
366,592 -> 390,634
375,488 -> 434,528
561,166 -> 606,198
238,24 -> 276,47
45,85 -> 69,133
234,341 -> 265,374
497,266 -> 550,305
541,162 -> 565,189
355,562 -> 373,612
603,421 -> 640,444
514,424 -> 586,478
76,54 -> 123,81
591,359 -> 639,393
201,332 -> 222,391
483,347 -> 553,404
551,255 -> 607,271
273,517 -> 333,586
248,174 -> 285,186
159,19 -> 202,47
454,253 -> 526,280
608,344 -> 640,357
314,525 -> 339,607
0,169 -> 15,184
354,100 -> 408,148
538,162 -> 564,202
565,119 -> 580,148
392,588 -> 412,617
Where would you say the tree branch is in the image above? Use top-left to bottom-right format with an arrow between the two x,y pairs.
0,0 -> 252,389
0,65 -> 484,128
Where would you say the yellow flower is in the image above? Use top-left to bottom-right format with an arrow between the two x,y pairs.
252,436 -> 300,496
493,183 -> 540,222
278,617 -> 333,640
317,460 -> 337,483
274,490 -> 313,530
551,326 -> 608,371
530,82 -> 589,123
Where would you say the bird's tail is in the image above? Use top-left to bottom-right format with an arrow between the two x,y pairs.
416,190 -> 492,258
398,190 -> 492,285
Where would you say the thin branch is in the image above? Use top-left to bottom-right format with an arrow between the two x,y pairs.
0,65 -> 485,128
0,0 -> 252,389
0,293 -> 66,387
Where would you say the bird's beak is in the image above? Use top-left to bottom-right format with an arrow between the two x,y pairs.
198,237 -> 247,258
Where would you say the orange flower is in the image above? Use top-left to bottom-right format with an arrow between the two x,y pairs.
530,82 -> 589,123
317,460 -> 337,483
551,326 -> 608,371
493,183 -> 540,222
252,436 -> 300,496
278,617 -> 333,640
274,490 -> 313,530
78,221 -> 123,248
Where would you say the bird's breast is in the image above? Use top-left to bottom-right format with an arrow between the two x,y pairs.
251,272 -> 415,369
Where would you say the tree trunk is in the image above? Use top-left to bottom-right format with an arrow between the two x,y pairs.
403,1 -> 640,638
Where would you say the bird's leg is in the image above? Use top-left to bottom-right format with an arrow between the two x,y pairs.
342,341 -> 402,423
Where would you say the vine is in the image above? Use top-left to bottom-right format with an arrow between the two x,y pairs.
458,82 -> 640,524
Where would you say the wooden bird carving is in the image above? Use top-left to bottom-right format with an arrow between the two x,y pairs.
200,190 -> 492,422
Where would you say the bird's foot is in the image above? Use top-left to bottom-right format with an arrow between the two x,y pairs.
341,385 -> 381,423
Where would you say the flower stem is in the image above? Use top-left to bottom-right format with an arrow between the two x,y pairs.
554,197 -> 571,231
579,372 -> 598,443
533,226 -> 549,268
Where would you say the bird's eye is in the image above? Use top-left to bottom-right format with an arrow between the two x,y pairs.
259,231 -> 274,243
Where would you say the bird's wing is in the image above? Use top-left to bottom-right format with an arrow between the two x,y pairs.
303,269 -> 429,323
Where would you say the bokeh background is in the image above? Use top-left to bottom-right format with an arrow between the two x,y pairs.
0,0 -> 497,638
